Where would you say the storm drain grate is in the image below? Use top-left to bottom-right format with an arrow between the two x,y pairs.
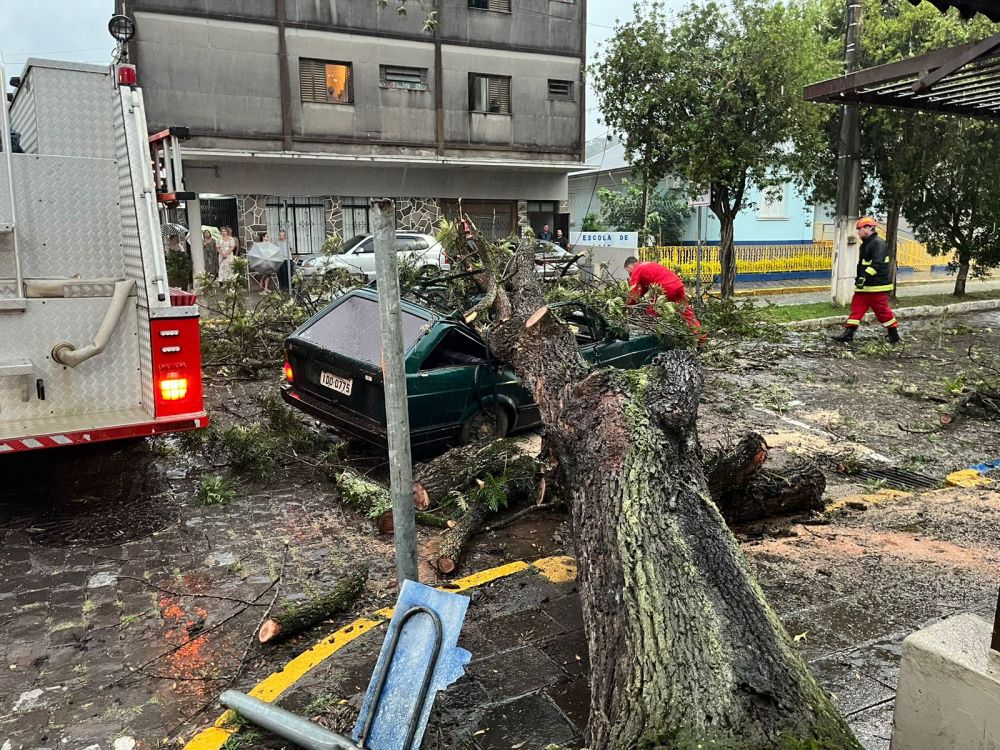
850,466 -> 942,491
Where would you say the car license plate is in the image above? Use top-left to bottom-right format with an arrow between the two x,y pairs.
320,371 -> 352,396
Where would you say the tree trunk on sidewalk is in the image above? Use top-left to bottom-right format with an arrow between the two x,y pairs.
717,212 -> 737,299
955,248 -> 970,296
485,239 -> 860,750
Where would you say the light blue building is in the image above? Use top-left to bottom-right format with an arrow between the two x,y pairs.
567,142 -> 834,246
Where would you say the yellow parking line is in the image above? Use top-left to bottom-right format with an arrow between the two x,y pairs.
182,556 -> 562,750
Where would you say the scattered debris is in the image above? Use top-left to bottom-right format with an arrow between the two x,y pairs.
258,570 -> 368,644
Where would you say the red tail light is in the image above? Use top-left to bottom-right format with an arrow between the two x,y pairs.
283,360 -> 294,382
151,316 -> 204,417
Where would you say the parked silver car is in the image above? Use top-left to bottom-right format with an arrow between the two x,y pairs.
297,233 -> 449,280
531,240 -> 581,279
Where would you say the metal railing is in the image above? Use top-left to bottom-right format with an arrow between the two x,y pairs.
0,53 -> 24,304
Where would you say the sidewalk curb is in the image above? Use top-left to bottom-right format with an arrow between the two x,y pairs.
782,298 -> 1000,330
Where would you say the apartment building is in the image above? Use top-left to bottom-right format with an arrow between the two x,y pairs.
120,0 -> 586,254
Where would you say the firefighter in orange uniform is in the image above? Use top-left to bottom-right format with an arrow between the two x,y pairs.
624,257 -> 706,341
833,217 -> 901,345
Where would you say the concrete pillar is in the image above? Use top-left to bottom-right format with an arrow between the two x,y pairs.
186,198 -> 205,279
891,613 -> 1000,749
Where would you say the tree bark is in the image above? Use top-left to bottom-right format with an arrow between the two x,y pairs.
486,239 -> 860,749
955,249 -> 970,296
435,496 -> 492,574
717,465 -> 827,525
718,212 -> 737,299
412,439 -> 531,508
258,570 -> 367,644
704,432 -> 768,500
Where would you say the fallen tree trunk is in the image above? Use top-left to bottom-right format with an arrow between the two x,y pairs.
336,468 -> 391,520
412,439 -> 532,508
704,432 -> 768,499
483,239 -> 860,749
716,464 -> 826,525
258,569 -> 367,644
435,496 -> 493,574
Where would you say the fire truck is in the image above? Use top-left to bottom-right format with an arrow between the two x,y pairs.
0,33 -> 207,452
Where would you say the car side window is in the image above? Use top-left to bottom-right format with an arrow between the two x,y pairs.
420,327 -> 489,370
356,239 -> 374,254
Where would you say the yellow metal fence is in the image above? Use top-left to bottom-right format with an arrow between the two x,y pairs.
638,239 -> 944,280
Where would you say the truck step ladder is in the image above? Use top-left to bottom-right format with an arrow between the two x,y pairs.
0,57 -> 26,312
148,126 -> 195,209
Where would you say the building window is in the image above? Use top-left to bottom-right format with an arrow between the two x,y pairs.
469,74 -> 512,114
469,0 -> 511,11
758,184 -> 787,220
380,65 -> 428,91
341,198 -> 370,241
300,59 -> 354,105
548,80 -> 574,101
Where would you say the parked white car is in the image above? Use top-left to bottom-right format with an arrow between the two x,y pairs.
297,233 -> 449,280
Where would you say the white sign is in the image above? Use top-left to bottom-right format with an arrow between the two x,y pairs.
570,231 -> 638,248
687,191 -> 711,208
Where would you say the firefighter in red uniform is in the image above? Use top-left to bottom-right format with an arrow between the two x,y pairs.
833,217 -> 902,345
624,257 -> 705,340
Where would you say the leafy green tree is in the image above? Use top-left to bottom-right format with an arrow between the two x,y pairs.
597,181 -> 689,244
581,212 -> 607,232
903,119 -> 1000,295
794,0 -> 996,288
595,0 -> 832,297
590,4 -> 675,239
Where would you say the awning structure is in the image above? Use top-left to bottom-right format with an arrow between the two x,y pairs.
804,33 -> 1000,119
907,0 -> 1000,22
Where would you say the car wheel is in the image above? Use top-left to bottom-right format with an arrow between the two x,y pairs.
459,406 -> 509,445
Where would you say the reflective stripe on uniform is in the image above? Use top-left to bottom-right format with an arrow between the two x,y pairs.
856,283 -> 894,292
865,266 -> 877,275
846,319 -> 861,326
882,317 -> 897,327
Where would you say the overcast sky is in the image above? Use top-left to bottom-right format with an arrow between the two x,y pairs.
0,0 -> 693,139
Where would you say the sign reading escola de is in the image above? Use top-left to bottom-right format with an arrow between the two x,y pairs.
570,231 -> 638,248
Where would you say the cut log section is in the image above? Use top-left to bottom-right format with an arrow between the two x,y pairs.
435,498 -> 493,575
258,569 -> 367,644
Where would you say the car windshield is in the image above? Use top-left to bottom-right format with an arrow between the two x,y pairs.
300,295 -> 427,365
342,235 -> 367,252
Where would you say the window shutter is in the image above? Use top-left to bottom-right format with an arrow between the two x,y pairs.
548,80 -> 573,100
344,64 -> 354,103
487,77 -> 511,113
488,0 -> 511,10
300,59 -> 327,103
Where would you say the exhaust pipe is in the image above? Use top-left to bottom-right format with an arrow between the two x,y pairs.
51,279 -> 135,367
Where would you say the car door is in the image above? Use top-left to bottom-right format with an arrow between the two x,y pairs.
349,238 -> 376,276
587,308 -> 639,369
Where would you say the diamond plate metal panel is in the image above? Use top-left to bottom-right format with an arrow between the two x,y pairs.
13,154 -> 123,279
9,76 -> 38,154
0,280 -> 18,300
0,297 -> 146,432
32,66 -> 115,160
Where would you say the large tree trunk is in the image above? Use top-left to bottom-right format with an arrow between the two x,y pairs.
487,240 -> 860,749
717,212 -> 737,299
955,249 -> 970,296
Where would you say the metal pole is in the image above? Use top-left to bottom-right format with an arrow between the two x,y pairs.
186,198 -> 206,280
831,0 -> 863,306
695,205 -> 703,299
220,691 -> 359,750
371,199 -> 419,587
0,56 -> 23,300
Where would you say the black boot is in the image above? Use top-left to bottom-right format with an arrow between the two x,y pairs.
832,326 -> 856,343
887,327 -> 902,345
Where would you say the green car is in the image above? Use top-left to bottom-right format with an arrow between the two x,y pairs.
281,288 -> 669,449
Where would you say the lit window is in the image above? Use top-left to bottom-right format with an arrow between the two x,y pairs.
469,74 -> 511,114
300,59 -> 354,105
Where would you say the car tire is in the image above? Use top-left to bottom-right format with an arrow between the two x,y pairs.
459,406 -> 509,445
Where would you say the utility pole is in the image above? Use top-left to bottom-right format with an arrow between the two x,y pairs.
371,199 -> 418,587
831,0 -> 864,306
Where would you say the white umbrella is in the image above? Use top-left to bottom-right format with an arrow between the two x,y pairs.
161,222 -> 188,240
247,241 -> 285,274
